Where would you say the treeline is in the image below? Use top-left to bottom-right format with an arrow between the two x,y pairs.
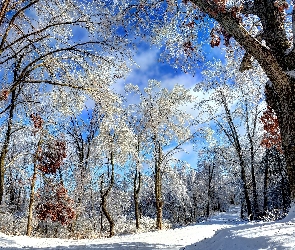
0,79 -> 290,239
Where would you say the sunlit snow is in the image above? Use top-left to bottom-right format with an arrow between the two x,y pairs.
1,206 -> 295,249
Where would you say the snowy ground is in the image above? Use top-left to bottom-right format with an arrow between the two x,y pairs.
1,206 -> 295,249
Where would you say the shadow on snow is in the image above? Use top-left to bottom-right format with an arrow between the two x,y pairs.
0,241 -> 182,250
181,220 -> 295,250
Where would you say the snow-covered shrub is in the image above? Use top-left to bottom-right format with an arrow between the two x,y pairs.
0,210 -> 27,235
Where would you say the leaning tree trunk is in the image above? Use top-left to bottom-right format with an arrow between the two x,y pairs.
195,0 -> 295,203
100,152 -> 115,237
220,93 -> 252,219
223,10 -> 295,203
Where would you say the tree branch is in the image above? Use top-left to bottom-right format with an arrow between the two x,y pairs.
292,5 -> 295,48
0,0 -> 39,52
190,0 -> 293,93
0,0 -> 10,27
2,20 -> 90,52
162,131 -> 197,164
23,80 -> 94,91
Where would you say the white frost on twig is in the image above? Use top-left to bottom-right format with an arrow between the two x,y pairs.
284,46 -> 294,55
285,70 -> 295,78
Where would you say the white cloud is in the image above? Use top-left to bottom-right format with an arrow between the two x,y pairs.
112,46 -> 160,96
85,98 -> 95,109
160,73 -> 199,90
133,47 -> 159,71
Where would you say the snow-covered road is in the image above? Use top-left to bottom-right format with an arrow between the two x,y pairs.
0,223 -> 231,249
1,206 -> 295,249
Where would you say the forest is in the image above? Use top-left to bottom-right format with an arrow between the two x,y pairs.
0,0 -> 294,241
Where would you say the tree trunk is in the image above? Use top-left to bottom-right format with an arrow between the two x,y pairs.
220,92 -> 252,219
134,166 -> 141,229
198,0 -> 295,204
154,142 -> 163,230
245,103 -> 259,219
26,138 -> 42,236
265,79 -> 295,200
100,152 -> 115,237
276,150 -> 290,214
100,206 -> 103,237
206,163 -> 214,218
8,166 -> 15,210
240,162 -> 252,220
101,194 -> 115,237
250,158 -> 259,219
0,89 -> 16,205
220,11 -> 295,204
278,108 -> 295,202
263,151 -> 269,214
206,201 -> 210,218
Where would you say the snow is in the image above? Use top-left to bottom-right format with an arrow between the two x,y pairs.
286,70 -> 295,78
265,80 -> 273,88
1,206 -> 295,249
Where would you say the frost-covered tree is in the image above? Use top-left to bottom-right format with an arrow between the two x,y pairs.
125,80 -> 195,229
92,109 -> 136,237
161,161 -> 192,224
0,0 -> 131,204
194,55 -> 266,219
125,104 -> 149,230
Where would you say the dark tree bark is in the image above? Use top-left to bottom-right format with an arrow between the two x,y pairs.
100,152 -> 115,237
154,140 -> 163,230
276,150 -> 291,214
206,162 -> 215,218
134,165 -> 141,229
263,151 -> 269,214
265,81 -> 295,200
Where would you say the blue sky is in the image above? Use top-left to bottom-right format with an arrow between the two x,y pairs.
111,41 -> 226,169
114,41 -> 225,98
